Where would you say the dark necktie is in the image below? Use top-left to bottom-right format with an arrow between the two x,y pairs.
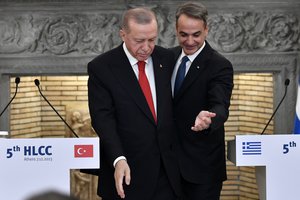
174,56 -> 189,95
138,61 -> 157,123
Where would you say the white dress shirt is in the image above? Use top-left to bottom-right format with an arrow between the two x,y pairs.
171,41 -> 206,96
113,43 -> 157,167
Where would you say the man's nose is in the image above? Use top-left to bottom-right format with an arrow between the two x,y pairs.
186,36 -> 194,45
141,41 -> 151,51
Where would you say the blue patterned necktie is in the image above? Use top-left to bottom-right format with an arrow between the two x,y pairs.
174,56 -> 189,96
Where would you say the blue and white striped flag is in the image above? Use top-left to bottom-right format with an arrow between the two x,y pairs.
294,78 -> 300,134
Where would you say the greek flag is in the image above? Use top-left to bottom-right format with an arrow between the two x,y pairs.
294,78 -> 300,134
242,142 -> 262,155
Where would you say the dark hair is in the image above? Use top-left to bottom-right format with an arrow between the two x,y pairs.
121,7 -> 157,32
25,190 -> 78,200
175,2 -> 208,27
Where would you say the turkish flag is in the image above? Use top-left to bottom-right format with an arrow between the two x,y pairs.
74,145 -> 94,158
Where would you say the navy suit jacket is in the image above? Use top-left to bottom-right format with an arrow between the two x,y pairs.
172,42 -> 234,184
88,44 -> 181,199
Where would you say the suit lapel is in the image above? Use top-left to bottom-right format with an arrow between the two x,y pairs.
152,51 -> 165,127
110,45 -> 156,125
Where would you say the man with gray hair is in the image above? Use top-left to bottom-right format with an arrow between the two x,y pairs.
88,7 -> 181,200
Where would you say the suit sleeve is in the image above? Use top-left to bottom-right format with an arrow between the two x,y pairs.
87,61 -> 124,166
208,54 -> 234,130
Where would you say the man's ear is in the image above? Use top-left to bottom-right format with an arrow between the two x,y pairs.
204,26 -> 209,37
119,29 -> 125,40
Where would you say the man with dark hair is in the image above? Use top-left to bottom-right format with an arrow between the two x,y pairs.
172,2 -> 234,200
26,190 -> 78,200
88,7 -> 181,200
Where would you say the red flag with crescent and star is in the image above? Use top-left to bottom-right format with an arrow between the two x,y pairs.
74,145 -> 94,158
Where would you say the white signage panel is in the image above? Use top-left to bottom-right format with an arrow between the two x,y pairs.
235,135 -> 300,200
0,137 -> 99,200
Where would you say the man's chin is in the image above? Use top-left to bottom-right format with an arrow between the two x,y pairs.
137,55 -> 150,61
183,48 -> 197,55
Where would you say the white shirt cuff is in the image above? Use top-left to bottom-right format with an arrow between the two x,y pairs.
113,156 -> 126,168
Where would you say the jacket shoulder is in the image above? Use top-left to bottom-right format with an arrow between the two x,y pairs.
90,46 -> 122,64
154,45 -> 173,56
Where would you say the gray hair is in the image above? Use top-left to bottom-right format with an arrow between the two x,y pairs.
121,7 -> 157,32
175,2 -> 208,27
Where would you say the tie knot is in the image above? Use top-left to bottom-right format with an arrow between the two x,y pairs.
137,61 -> 146,71
181,56 -> 189,64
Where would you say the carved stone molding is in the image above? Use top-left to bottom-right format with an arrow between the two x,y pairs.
0,9 -> 299,56
0,13 -> 121,56
208,12 -> 300,53
225,53 -> 297,72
